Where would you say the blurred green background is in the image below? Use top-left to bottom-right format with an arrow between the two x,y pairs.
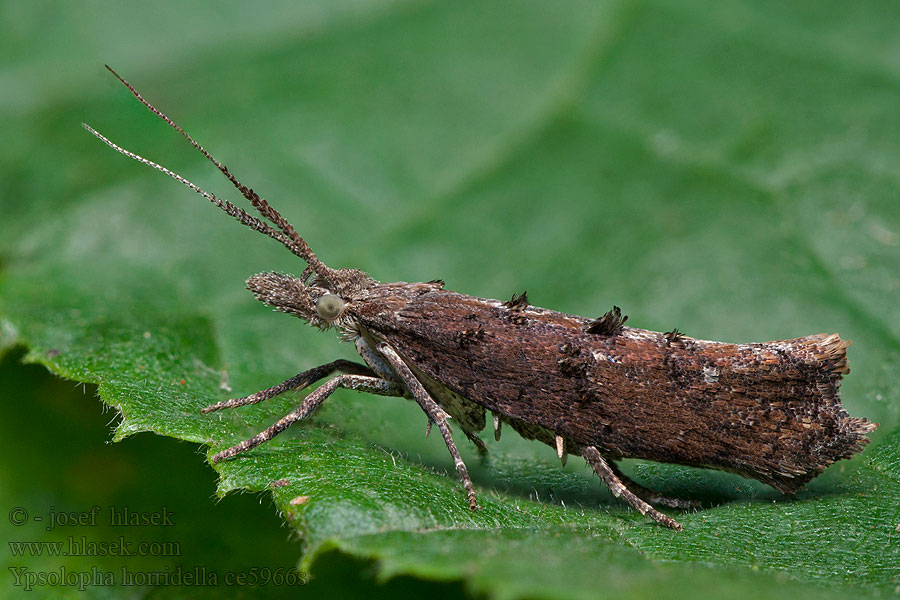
2,1 -> 899,598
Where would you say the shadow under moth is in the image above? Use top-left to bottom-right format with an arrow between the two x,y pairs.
84,66 -> 877,530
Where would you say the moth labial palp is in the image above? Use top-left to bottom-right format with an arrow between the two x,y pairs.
85,66 -> 878,530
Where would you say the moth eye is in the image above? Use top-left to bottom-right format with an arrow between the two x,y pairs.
316,294 -> 345,320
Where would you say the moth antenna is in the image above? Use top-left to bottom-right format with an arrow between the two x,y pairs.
100,65 -> 331,279
82,123 -> 310,265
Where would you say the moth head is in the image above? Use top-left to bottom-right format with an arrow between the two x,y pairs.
246,269 -> 374,329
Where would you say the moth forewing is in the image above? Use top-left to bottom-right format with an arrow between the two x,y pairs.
359,289 -> 875,493
86,68 -> 878,530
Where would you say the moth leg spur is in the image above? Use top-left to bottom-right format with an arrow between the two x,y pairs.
582,447 -> 683,530
377,343 -> 479,511
211,373 -> 404,462
201,359 -> 374,414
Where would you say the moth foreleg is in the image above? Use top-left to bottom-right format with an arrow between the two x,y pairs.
210,374 -> 402,462
582,446 -> 683,530
607,461 -> 700,510
377,343 -> 479,511
201,359 -> 374,414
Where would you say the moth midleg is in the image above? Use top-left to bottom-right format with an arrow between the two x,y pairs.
605,461 -> 700,510
211,374 -> 403,462
377,343 -> 479,511
202,360 -> 374,414
407,364 -> 488,456
582,446 -> 683,530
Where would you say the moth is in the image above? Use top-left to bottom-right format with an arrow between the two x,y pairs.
85,67 -> 877,530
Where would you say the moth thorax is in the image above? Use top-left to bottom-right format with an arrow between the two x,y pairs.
316,293 -> 345,320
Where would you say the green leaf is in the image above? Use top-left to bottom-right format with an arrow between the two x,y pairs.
3,0 -> 899,598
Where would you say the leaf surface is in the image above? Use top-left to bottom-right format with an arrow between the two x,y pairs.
2,1 -> 899,597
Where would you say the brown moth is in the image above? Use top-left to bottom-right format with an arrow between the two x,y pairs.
84,67 -> 877,530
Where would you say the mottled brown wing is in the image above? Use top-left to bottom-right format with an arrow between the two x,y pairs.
356,287 -> 874,492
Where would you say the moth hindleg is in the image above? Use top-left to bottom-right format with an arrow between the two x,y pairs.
201,359 -> 374,414
582,446 -> 683,530
377,343 -> 479,510
462,429 -> 488,456
607,461 -> 700,510
211,374 -> 403,462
